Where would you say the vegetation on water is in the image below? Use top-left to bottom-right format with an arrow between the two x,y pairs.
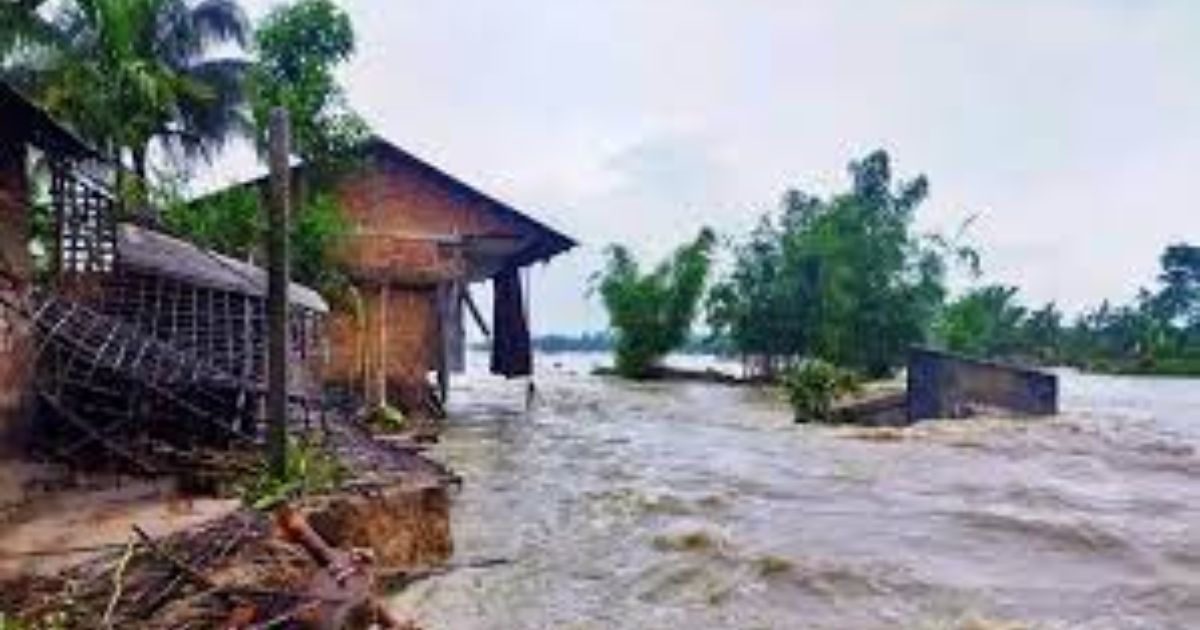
238,437 -> 346,511
706,150 -> 975,379
594,228 -> 717,378
781,359 -> 861,423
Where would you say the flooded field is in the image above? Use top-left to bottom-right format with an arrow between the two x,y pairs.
392,359 -> 1200,629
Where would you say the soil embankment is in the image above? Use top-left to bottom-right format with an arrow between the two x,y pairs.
0,419 -> 456,628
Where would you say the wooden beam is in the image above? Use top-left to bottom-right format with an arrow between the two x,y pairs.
462,287 -> 490,338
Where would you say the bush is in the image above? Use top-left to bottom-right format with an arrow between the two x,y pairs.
595,228 -> 717,378
366,403 -> 407,432
239,438 -> 347,510
782,360 -> 860,423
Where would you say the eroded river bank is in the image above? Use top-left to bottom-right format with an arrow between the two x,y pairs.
392,365 -> 1199,630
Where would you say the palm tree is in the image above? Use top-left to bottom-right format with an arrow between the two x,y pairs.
2,0 -> 250,194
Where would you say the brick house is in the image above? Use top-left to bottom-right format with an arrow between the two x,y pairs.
210,137 -> 576,416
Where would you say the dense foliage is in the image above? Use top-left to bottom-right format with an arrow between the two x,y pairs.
707,150 -> 965,379
156,0 -> 365,293
248,0 -> 367,166
1,0 -> 250,191
4,0 -> 364,295
934,285 -> 1029,359
164,187 -> 348,290
935,244 -> 1200,375
596,228 -> 717,378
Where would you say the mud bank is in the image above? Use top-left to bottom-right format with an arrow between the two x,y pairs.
0,420 -> 457,628
1,482 -> 453,628
392,367 -> 1200,629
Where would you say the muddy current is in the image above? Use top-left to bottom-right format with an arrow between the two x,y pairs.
391,360 -> 1200,629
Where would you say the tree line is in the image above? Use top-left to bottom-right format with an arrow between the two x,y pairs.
595,150 -> 1200,379
938,245 -> 1200,375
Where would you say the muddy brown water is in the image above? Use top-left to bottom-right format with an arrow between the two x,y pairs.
391,360 -> 1200,629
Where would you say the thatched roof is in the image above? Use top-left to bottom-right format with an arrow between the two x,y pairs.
117,224 -> 328,313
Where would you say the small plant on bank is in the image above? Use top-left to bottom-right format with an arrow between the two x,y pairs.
366,403 -> 407,432
239,438 -> 347,511
782,360 -> 861,423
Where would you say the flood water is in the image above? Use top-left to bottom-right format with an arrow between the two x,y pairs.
392,356 -> 1200,629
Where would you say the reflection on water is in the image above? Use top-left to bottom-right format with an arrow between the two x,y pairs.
392,355 -> 1200,629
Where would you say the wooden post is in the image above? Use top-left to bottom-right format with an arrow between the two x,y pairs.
266,108 -> 291,478
0,131 -> 33,456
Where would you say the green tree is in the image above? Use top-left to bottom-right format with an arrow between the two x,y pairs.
2,0 -> 250,189
709,150 -> 955,378
164,186 -> 347,290
1152,243 -> 1200,331
1021,302 -> 1064,364
935,285 -> 1027,359
248,0 -> 367,167
597,228 -> 717,378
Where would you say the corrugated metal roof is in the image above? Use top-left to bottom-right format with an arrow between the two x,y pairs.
117,223 -> 329,313
191,135 -> 578,273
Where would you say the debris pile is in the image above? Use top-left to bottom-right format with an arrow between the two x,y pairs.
1,504 -> 430,629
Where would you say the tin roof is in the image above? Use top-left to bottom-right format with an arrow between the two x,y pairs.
117,223 -> 329,313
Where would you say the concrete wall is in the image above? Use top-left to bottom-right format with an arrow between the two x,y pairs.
0,137 -> 32,455
907,348 -> 1058,422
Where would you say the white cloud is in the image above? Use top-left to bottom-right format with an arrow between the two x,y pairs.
211,0 -> 1200,332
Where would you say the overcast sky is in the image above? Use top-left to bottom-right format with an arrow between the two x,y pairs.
214,0 -> 1200,334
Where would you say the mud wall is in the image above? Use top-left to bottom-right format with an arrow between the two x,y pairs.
907,348 -> 1058,421
305,481 -> 453,571
326,154 -> 517,409
326,285 -> 438,410
0,137 -> 32,456
335,159 -> 516,244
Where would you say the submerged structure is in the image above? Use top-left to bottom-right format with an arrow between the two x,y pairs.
0,83 -> 327,472
834,347 -> 1059,426
906,347 -> 1058,422
204,137 -> 576,416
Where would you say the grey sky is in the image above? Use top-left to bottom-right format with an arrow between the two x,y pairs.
215,0 -> 1200,334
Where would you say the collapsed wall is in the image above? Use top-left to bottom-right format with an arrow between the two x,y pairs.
907,347 -> 1059,421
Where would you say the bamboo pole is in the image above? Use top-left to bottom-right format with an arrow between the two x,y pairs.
266,108 -> 291,478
